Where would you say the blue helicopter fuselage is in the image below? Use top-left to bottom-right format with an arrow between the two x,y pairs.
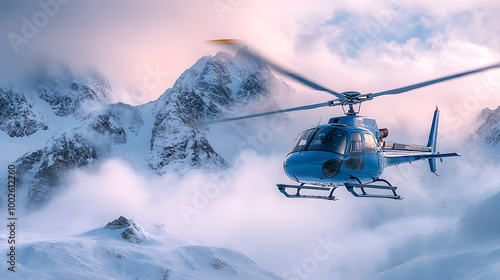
284,116 -> 384,185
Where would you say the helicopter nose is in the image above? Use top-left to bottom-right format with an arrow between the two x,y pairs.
284,151 -> 342,183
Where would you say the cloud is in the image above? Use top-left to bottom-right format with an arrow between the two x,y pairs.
1,0 -> 499,109
20,121 -> 500,279
457,192 -> 500,242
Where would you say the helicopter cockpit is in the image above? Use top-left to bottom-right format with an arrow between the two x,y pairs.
290,127 -> 347,155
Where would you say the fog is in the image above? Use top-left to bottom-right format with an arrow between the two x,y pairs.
18,115 -> 500,279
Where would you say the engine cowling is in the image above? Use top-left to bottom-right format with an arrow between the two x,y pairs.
379,128 -> 389,139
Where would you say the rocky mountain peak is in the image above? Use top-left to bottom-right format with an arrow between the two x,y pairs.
479,107 -> 493,120
0,84 -> 48,137
167,49 -> 277,110
147,49 -> 288,175
475,105 -> 500,147
38,61 -> 111,117
105,216 -> 146,244
234,45 -> 269,72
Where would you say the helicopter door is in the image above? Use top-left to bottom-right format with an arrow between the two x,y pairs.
363,133 -> 379,175
345,132 -> 364,170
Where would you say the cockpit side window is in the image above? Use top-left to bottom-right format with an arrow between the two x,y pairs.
349,132 -> 363,155
364,133 -> 376,154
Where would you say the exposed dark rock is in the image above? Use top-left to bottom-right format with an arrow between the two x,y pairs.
105,216 -> 146,244
0,85 -> 48,137
17,132 -> 99,206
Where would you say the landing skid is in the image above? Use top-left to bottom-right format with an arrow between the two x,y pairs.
277,184 -> 338,200
344,182 -> 402,200
277,179 -> 402,201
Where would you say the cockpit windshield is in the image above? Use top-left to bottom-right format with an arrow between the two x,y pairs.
290,127 -> 347,155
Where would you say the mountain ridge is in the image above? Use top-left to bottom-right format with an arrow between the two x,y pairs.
2,49 -> 290,208
475,105 -> 500,147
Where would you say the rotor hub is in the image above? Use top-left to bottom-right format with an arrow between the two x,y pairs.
341,91 -> 361,99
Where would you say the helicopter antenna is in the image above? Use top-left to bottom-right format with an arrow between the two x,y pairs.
185,39 -> 500,126
395,165 -> 405,180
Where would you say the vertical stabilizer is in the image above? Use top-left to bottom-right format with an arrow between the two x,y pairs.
427,106 -> 440,175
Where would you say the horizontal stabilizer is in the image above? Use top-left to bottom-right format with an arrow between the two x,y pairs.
385,152 -> 461,167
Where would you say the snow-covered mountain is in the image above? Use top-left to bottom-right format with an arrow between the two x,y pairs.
2,216 -> 282,280
37,61 -> 111,117
0,61 -> 111,138
475,106 -> 500,147
2,48 -> 289,208
0,84 -> 47,137
0,49 -> 291,280
147,48 -> 288,174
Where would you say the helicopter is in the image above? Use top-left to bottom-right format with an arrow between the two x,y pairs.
189,39 -> 500,201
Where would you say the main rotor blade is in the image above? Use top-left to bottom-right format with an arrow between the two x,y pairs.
185,100 -> 335,126
368,62 -> 500,98
209,39 -> 345,99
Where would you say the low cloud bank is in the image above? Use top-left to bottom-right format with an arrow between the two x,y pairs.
21,130 -> 500,279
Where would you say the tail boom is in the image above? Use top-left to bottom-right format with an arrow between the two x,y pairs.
383,107 -> 461,171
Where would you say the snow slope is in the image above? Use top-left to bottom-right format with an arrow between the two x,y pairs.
0,216 -> 282,280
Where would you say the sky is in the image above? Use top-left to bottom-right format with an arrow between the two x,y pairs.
1,0 -> 499,122
2,0 -> 500,279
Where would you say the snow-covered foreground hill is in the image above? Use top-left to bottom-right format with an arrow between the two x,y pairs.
1,216 -> 282,280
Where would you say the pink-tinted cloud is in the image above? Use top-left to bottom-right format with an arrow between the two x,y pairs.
2,1 -> 498,108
